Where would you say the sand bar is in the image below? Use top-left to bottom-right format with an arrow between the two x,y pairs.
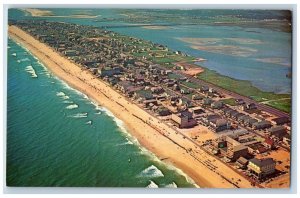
23,8 -> 98,18
9,25 -> 255,188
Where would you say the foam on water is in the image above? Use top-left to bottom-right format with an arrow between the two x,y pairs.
164,182 -> 178,188
20,58 -> 30,62
68,113 -> 88,118
63,100 -> 74,104
138,165 -> 164,178
146,180 -> 159,188
56,92 -> 66,97
25,66 -> 38,78
62,95 -> 70,100
12,53 -> 16,56
66,104 -> 79,109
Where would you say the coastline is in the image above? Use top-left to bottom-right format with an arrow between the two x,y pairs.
8,25 -> 255,188
22,8 -> 98,18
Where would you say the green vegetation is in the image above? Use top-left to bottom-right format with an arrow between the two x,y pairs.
197,68 -> 291,113
265,98 -> 291,113
152,57 -> 176,64
168,73 -> 182,80
181,81 -> 201,89
221,98 -> 236,106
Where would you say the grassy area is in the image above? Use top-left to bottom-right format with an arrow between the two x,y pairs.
197,68 -> 291,113
266,99 -> 291,113
152,57 -> 176,64
181,81 -> 201,89
221,98 -> 236,106
168,73 -> 183,80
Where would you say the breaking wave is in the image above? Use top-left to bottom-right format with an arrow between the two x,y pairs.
138,165 -> 164,178
68,113 -> 88,118
146,180 -> 159,188
164,182 -> 177,188
66,104 -> 79,109
25,66 -> 38,78
56,92 -> 66,97
63,100 -> 74,104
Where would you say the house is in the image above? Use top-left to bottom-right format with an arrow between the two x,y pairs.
225,136 -> 248,161
235,99 -> 245,105
244,118 -> 258,127
252,120 -> 272,130
268,126 -> 287,140
211,101 -> 223,109
157,107 -> 171,116
171,111 -> 197,128
283,134 -> 291,146
271,117 -> 290,125
188,107 -> 205,118
210,118 -> 230,132
248,158 -> 276,179
64,50 -> 77,56
229,110 -> 240,119
235,113 -> 246,121
203,98 -> 213,105
116,81 -> 133,93
200,86 -> 209,93
238,115 -> 251,123
222,107 -> 233,115
99,67 -> 122,77
263,138 -> 275,149
236,157 -> 249,169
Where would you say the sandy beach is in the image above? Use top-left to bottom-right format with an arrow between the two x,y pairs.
23,8 -> 98,18
9,25 -> 255,188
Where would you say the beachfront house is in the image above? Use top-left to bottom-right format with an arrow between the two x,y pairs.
171,111 -> 197,128
248,158 -> 276,180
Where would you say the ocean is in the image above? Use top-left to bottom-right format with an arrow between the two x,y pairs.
6,38 -> 195,187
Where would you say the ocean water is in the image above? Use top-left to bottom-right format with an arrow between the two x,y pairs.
8,8 -> 292,94
6,38 -> 196,187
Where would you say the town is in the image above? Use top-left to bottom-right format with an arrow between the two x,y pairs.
10,20 -> 291,188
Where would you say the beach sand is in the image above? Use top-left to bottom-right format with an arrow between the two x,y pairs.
23,8 -> 98,18
9,25 -> 255,188
142,26 -> 170,30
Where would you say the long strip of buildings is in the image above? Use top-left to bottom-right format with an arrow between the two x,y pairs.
9,20 -> 291,185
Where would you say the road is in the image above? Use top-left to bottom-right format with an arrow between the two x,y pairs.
166,66 -> 290,118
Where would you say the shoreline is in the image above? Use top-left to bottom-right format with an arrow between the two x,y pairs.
8,25 -> 255,188
22,8 -> 98,19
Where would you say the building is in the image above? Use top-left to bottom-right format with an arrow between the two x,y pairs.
210,119 -> 230,132
188,107 -> 205,118
99,66 -> 122,77
211,101 -> 223,109
226,136 -> 249,161
271,117 -> 290,125
236,157 -> 249,169
248,158 -> 276,179
171,111 -> 197,128
263,138 -> 275,149
252,120 -> 272,130
268,126 -> 287,140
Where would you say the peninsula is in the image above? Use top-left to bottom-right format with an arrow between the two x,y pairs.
8,20 -> 291,188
